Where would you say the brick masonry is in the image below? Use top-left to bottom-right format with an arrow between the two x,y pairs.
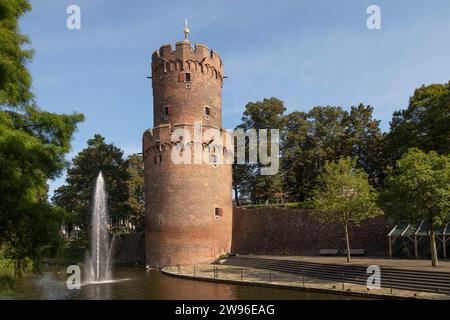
143,40 -> 232,267
117,207 -> 393,264
232,207 -> 392,256
114,232 -> 146,265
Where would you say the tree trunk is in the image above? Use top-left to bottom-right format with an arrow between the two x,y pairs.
16,258 -> 22,276
430,222 -> 439,267
344,219 -> 351,262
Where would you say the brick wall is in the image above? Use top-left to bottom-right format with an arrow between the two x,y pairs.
231,207 -> 392,256
151,41 -> 223,128
114,232 -> 146,265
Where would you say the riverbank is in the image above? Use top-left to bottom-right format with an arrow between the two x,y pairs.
162,264 -> 450,300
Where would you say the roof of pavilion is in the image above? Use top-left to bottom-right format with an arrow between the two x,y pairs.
388,220 -> 450,237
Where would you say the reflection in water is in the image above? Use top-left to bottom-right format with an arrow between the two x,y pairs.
0,265 -> 361,300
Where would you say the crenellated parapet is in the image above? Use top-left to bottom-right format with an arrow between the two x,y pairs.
142,124 -> 233,163
151,41 -> 223,84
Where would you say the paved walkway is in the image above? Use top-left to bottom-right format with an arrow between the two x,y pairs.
162,264 -> 449,300
244,255 -> 450,272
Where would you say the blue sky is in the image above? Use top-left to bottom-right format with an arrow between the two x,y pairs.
20,0 -> 450,196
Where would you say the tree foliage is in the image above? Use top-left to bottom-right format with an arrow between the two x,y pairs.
0,106 -> 83,269
0,0 -> 33,108
281,104 -> 385,201
52,135 -> 132,237
0,0 -> 84,271
0,105 -> 83,268
232,97 -> 285,204
380,148 -> 450,266
310,157 -> 382,261
126,153 -> 145,230
386,82 -> 450,161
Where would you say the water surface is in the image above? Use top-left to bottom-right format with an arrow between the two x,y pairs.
0,265 -> 362,300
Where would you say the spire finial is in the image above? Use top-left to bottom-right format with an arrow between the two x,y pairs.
184,18 -> 190,41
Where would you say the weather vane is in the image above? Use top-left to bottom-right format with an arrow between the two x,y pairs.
184,18 -> 190,40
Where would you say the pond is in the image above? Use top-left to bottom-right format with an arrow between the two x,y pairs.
0,265 -> 360,300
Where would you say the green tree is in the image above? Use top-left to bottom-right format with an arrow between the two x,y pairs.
0,0 -> 84,272
380,148 -> 450,267
343,104 -> 386,186
386,82 -> 450,161
53,135 -> 131,237
281,111 -> 310,200
282,106 -> 345,201
311,157 -> 382,262
282,105 -> 385,201
233,97 -> 285,204
0,0 -> 33,108
288,106 -> 347,201
232,157 -> 254,206
126,153 -> 145,230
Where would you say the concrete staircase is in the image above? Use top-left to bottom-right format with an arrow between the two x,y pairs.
220,256 -> 450,295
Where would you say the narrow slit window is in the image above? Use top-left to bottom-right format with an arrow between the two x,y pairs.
204,106 -> 211,117
163,105 -> 173,116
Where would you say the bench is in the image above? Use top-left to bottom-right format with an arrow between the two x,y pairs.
318,249 -> 339,256
343,249 -> 366,256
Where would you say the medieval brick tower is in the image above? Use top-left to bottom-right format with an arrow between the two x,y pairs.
142,25 -> 232,267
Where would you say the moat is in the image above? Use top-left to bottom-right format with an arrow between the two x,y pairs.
0,265 -> 359,300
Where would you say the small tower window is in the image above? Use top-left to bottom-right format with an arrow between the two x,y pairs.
159,154 -> 163,163
178,72 -> 191,82
163,105 -> 173,121
204,106 -> 211,119
215,207 -> 223,218
163,105 -> 173,115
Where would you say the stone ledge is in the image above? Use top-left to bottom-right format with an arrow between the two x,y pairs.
162,264 -> 450,300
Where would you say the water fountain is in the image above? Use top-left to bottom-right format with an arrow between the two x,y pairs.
85,172 -> 113,283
